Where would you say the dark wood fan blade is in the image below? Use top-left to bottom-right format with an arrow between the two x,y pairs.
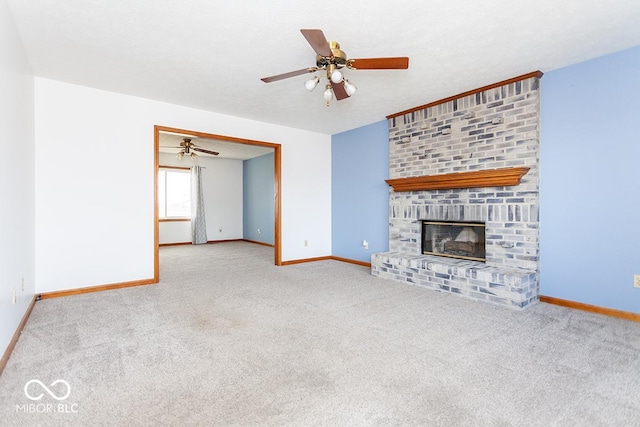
349,57 -> 409,70
193,147 -> 219,156
300,29 -> 332,57
331,81 -> 350,101
261,67 -> 317,83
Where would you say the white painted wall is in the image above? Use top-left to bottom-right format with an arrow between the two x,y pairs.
158,152 -> 243,244
158,221 -> 191,245
0,0 -> 36,357
34,78 -> 332,293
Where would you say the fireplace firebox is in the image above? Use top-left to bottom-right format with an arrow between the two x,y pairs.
421,220 -> 486,262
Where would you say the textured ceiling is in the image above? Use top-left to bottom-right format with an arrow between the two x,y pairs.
6,0 -> 640,135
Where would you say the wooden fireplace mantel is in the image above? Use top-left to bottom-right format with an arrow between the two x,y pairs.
385,167 -> 530,192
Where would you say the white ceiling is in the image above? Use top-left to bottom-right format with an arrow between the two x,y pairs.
159,131 -> 273,160
6,0 -> 640,135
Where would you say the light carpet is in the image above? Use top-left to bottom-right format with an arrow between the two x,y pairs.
1,241 -> 639,426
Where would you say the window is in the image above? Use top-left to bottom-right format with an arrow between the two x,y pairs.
158,167 -> 191,219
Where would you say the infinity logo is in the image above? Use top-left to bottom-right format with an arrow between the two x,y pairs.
24,379 -> 71,401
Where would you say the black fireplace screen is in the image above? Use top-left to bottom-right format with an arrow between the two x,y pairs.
421,220 -> 486,262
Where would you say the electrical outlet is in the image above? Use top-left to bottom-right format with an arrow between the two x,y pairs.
12,289 -> 16,304
257,228 -> 261,234
304,240 -> 308,247
363,240 -> 369,249
218,227 -> 222,232
22,277 -> 24,292
634,275 -> 640,288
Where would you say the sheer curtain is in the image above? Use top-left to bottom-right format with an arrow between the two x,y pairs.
190,166 -> 207,244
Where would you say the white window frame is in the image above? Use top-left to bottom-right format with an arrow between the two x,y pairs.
158,166 -> 191,220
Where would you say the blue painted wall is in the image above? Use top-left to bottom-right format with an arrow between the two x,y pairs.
243,153 -> 275,245
331,120 -> 389,262
540,46 -> 640,313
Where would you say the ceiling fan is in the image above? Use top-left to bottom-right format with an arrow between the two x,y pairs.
261,29 -> 409,105
162,138 -> 219,160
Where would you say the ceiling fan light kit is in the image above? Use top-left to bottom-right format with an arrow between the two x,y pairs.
176,150 -> 199,161
261,29 -> 408,106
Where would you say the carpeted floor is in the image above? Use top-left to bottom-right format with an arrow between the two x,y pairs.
1,241 -> 639,426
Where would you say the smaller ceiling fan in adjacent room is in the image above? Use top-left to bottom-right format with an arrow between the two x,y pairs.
161,138 -> 219,161
261,29 -> 409,106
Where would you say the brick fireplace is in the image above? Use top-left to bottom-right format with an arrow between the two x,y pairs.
371,72 -> 541,309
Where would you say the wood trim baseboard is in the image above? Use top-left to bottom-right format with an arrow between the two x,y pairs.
242,239 -> 275,248
40,278 -> 157,300
281,256 -> 333,266
387,71 -> 544,119
0,294 -> 39,376
330,256 -> 372,268
160,239 -> 248,247
280,255 -> 372,267
539,295 -> 640,323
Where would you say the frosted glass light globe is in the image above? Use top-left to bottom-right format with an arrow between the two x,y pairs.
344,80 -> 357,96
323,86 -> 333,102
330,69 -> 343,83
305,76 -> 319,91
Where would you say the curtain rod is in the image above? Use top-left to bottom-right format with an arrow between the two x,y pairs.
159,165 -> 206,169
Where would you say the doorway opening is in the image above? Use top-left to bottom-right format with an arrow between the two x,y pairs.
153,125 -> 282,281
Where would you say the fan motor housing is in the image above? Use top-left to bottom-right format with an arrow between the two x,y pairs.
316,41 -> 348,68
